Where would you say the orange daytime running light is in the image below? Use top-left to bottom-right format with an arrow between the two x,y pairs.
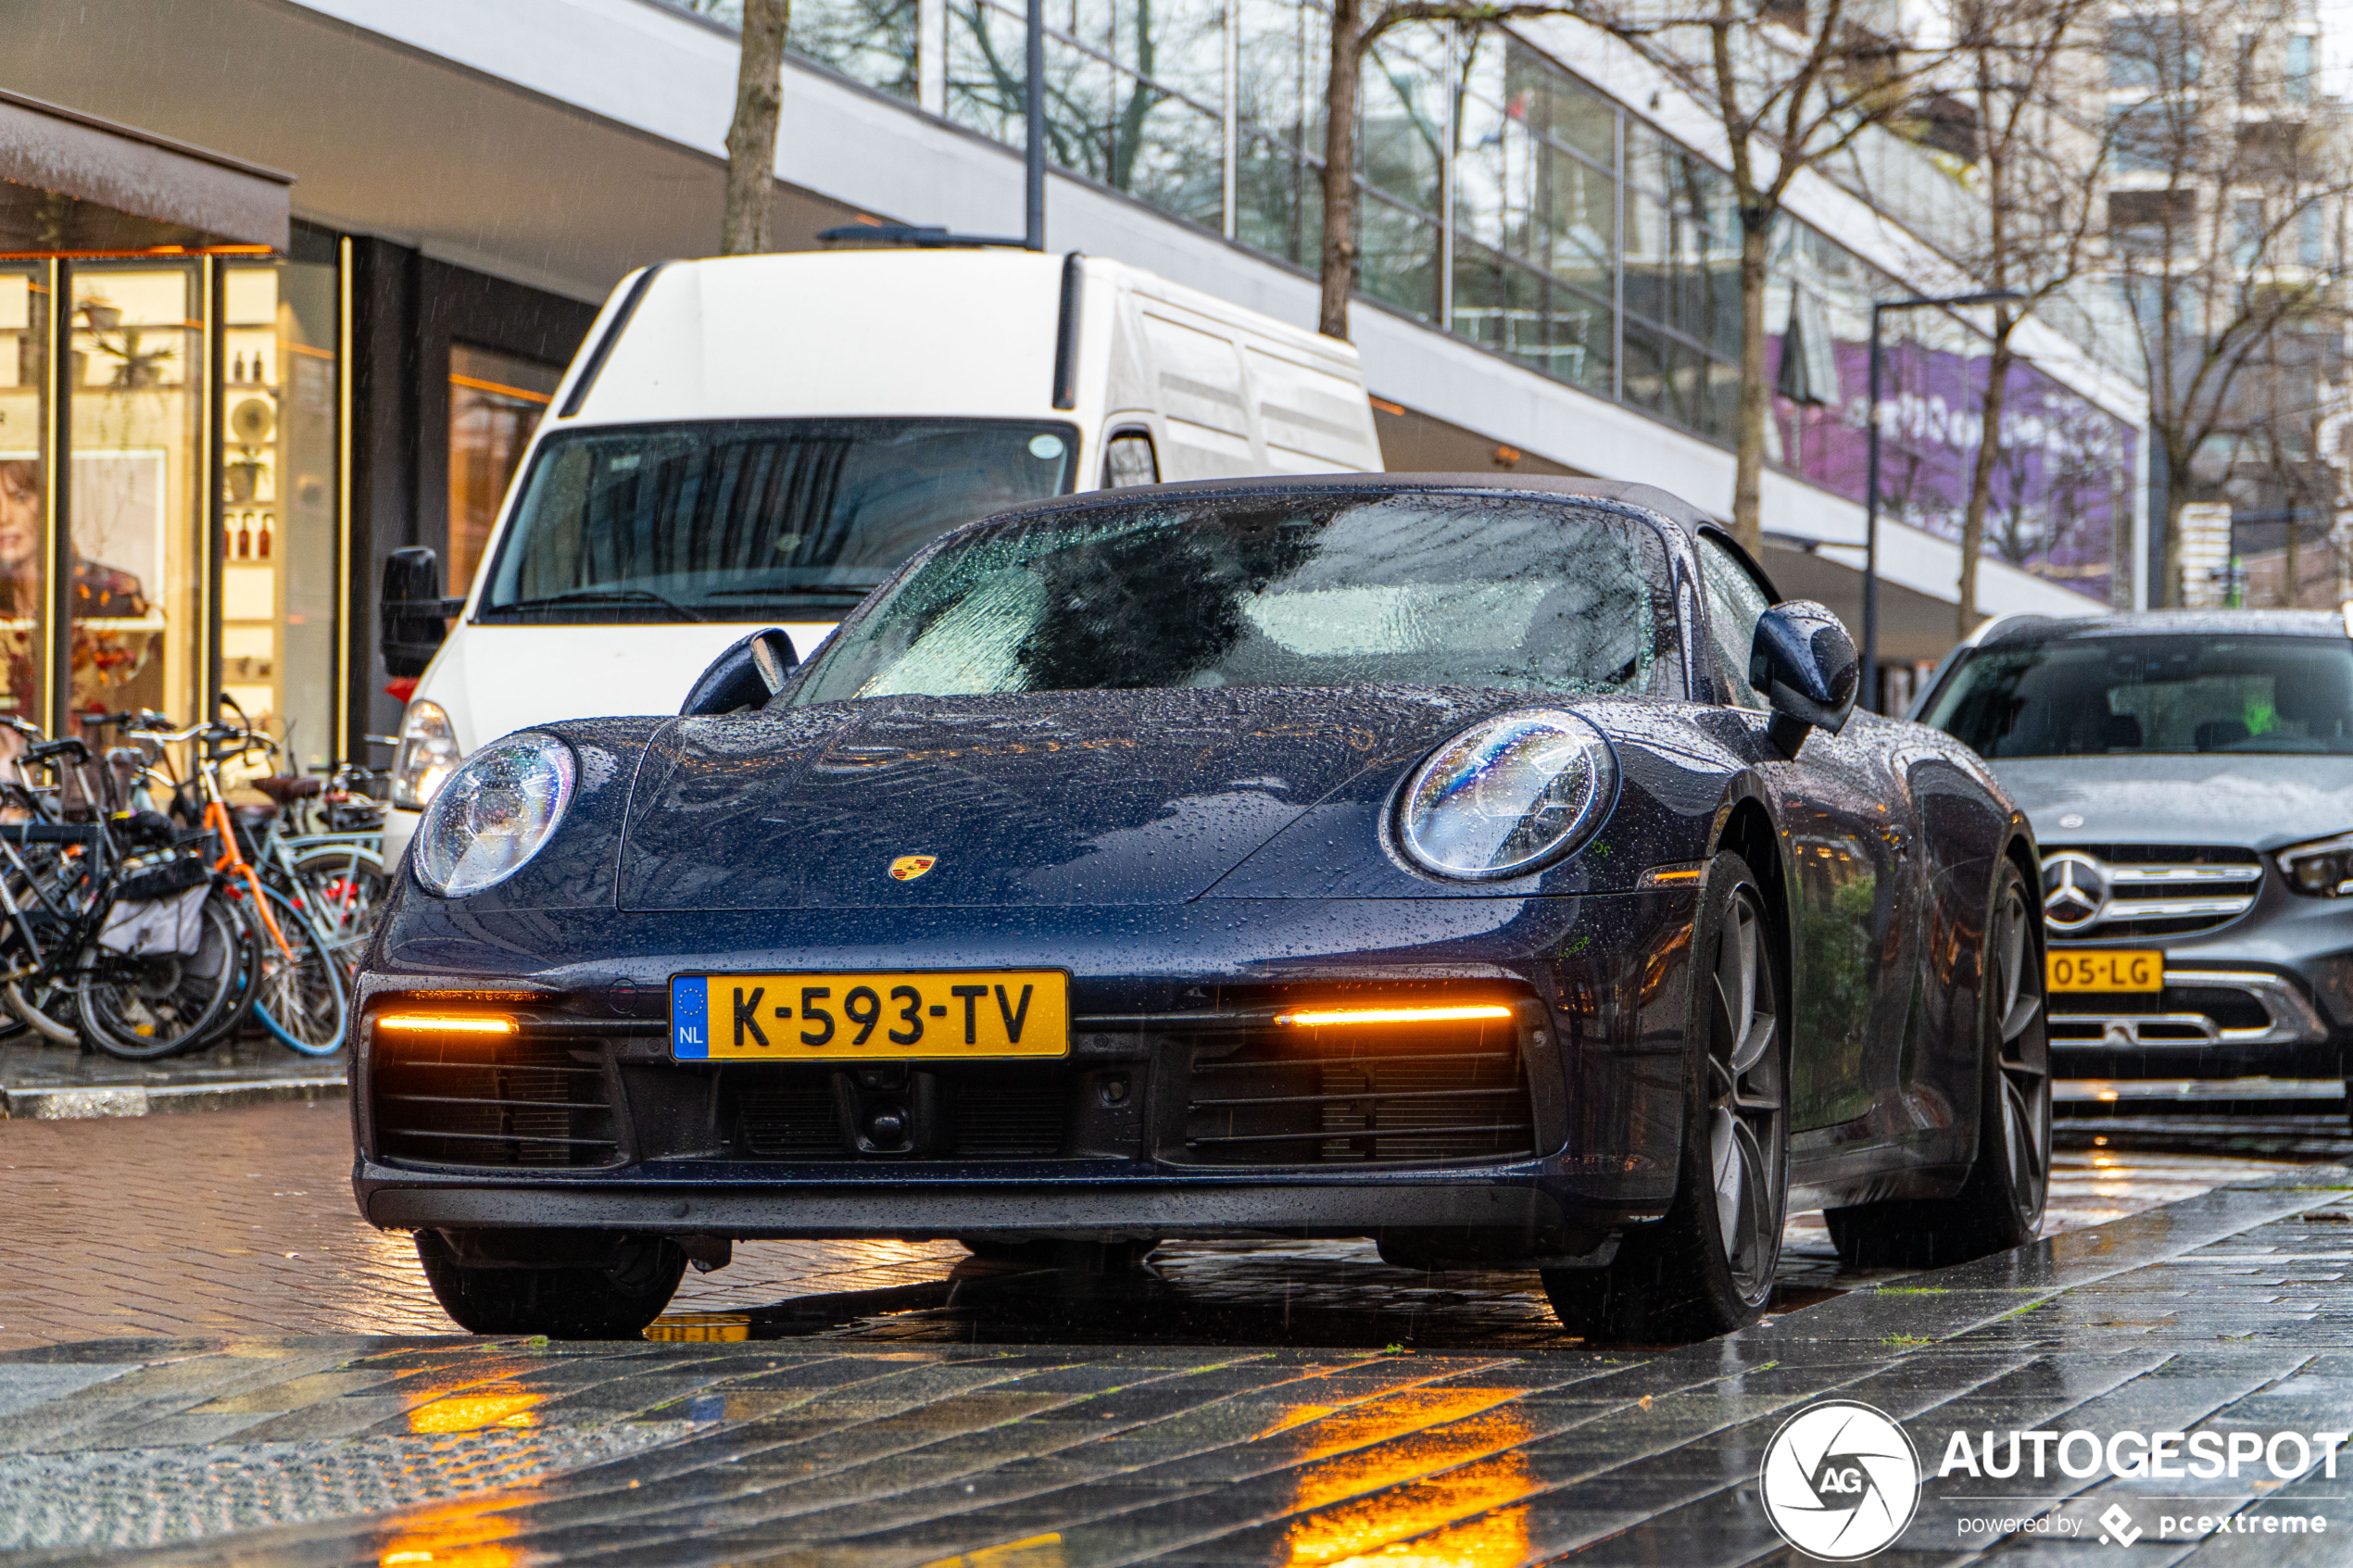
374,1014 -> 517,1035
1275,1004 -> 1515,1027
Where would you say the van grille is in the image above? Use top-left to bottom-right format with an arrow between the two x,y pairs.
372,1032 -> 618,1168
1180,1020 -> 1535,1166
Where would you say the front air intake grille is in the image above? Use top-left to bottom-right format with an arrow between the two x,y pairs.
731,1066 -> 1069,1159
1181,1019 -> 1535,1166
372,1030 -> 618,1169
2040,844 -> 2261,940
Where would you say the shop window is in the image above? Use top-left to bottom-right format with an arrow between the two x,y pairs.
0,270 -> 46,731
447,345 -> 560,596
220,256 -> 341,770
69,265 -> 197,740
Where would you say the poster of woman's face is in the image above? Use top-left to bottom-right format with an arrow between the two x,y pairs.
0,460 -> 36,576
0,453 -> 158,620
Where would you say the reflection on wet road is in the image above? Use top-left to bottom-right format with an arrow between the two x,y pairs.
5,1106 -> 2352,1562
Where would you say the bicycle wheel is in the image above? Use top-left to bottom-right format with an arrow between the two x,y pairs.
74,895 -> 247,1060
0,845 -> 102,1046
246,882 -> 347,1056
287,843 -> 388,979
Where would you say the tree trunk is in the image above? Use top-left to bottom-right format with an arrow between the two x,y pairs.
723,0 -> 791,257
1318,0 -> 1365,341
2284,506 -> 2302,607
1730,212 -> 1771,554
1957,324 -> 2013,640
2159,474 -> 2188,608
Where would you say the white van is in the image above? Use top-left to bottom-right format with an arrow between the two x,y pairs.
382,248 -> 1385,861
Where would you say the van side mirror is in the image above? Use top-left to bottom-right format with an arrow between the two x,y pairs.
681,628 -> 799,716
381,547 -> 460,678
1750,599 -> 1858,748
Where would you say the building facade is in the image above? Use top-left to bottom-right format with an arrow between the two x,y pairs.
0,0 -> 2145,760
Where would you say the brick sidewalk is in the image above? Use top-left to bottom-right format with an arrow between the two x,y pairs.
4,1103 -> 2335,1355
6,1102 -> 2344,1355
4,1168 -> 2350,1562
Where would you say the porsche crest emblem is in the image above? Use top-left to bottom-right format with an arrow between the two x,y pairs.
888,855 -> 937,882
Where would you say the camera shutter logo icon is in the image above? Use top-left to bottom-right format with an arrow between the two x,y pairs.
1759,1400 -> 1921,1560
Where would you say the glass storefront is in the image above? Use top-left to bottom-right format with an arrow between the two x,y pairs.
447,344 -> 559,593
0,268 -> 50,728
717,0 -> 2139,597
0,248 -> 345,764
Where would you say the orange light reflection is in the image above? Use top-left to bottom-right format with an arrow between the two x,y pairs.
1280,1395 -> 1538,1567
376,1490 -> 537,1568
407,1384 -> 541,1434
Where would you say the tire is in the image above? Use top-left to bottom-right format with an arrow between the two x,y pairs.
1545,851 -> 1788,1342
415,1230 -> 686,1338
287,845 -> 388,981
245,883 -> 347,1056
7,979 -> 77,1045
74,897 -> 248,1060
1824,855 -> 2050,1270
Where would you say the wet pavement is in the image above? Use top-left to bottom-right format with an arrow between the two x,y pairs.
5,1103 -> 2353,1561
0,1038 -> 345,1121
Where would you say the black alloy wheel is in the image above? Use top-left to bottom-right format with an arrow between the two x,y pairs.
1545,851 -> 1788,1341
1826,854 -> 2050,1268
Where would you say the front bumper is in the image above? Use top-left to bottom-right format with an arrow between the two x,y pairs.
353,892 -> 1698,1258
2045,881 -> 2353,1080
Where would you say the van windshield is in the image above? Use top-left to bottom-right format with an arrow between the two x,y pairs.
475,419 -> 1078,623
1924,633 -> 2353,757
790,492 -> 1666,702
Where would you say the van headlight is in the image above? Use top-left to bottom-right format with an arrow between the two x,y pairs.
2277,830 -> 2353,896
414,734 -> 576,897
392,698 -> 461,810
1395,709 -> 1617,881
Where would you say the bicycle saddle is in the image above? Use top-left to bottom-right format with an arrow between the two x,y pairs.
252,775 -> 323,806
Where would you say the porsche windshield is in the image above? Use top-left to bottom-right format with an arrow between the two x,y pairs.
476,419 -> 1077,622
790,494 -> 1666,701
1925,634 -> 2353,757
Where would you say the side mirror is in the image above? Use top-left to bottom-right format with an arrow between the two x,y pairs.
1749,599 -> 1858,745
381,547 -> 459,678
681,628 -> 799,716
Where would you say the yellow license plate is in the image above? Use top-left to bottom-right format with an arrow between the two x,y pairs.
669,970 -> 1069,1061
2047,950 -> 2163,993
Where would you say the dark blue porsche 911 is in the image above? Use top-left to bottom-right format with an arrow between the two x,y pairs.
356,475 -> 2048,1343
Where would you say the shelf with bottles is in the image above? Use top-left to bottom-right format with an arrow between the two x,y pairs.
222,509 -> 275,563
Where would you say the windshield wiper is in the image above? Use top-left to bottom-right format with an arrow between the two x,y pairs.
699,583 -> 877,597
497,587 -> 707,622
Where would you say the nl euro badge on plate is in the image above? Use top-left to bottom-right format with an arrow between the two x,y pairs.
671,970 -> 1070,1061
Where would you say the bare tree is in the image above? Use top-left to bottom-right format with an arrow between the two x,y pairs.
2104,0 -> 2353,605
1942,0 -> 2109,634
1543,0 -> 1954,552
1318,2 -> 1582,342
723,0 -> 793,255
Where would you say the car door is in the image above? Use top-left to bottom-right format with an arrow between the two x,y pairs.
1695,533 -> 1915,1134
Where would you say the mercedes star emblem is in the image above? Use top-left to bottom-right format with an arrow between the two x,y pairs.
2042,851 -> 2108,933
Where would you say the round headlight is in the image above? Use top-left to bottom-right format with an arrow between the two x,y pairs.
1397,709 -> 1617,881
413,733 -> 577,897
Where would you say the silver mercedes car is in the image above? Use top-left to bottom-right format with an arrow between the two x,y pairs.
1917,609 -> 2353,1098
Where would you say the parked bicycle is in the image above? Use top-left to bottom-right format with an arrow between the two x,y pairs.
0,705 -> 384,1060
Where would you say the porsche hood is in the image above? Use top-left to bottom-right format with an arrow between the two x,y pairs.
616,688 -> 1483,910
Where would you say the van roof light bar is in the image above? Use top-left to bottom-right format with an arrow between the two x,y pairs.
816,224 -> 1028,249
